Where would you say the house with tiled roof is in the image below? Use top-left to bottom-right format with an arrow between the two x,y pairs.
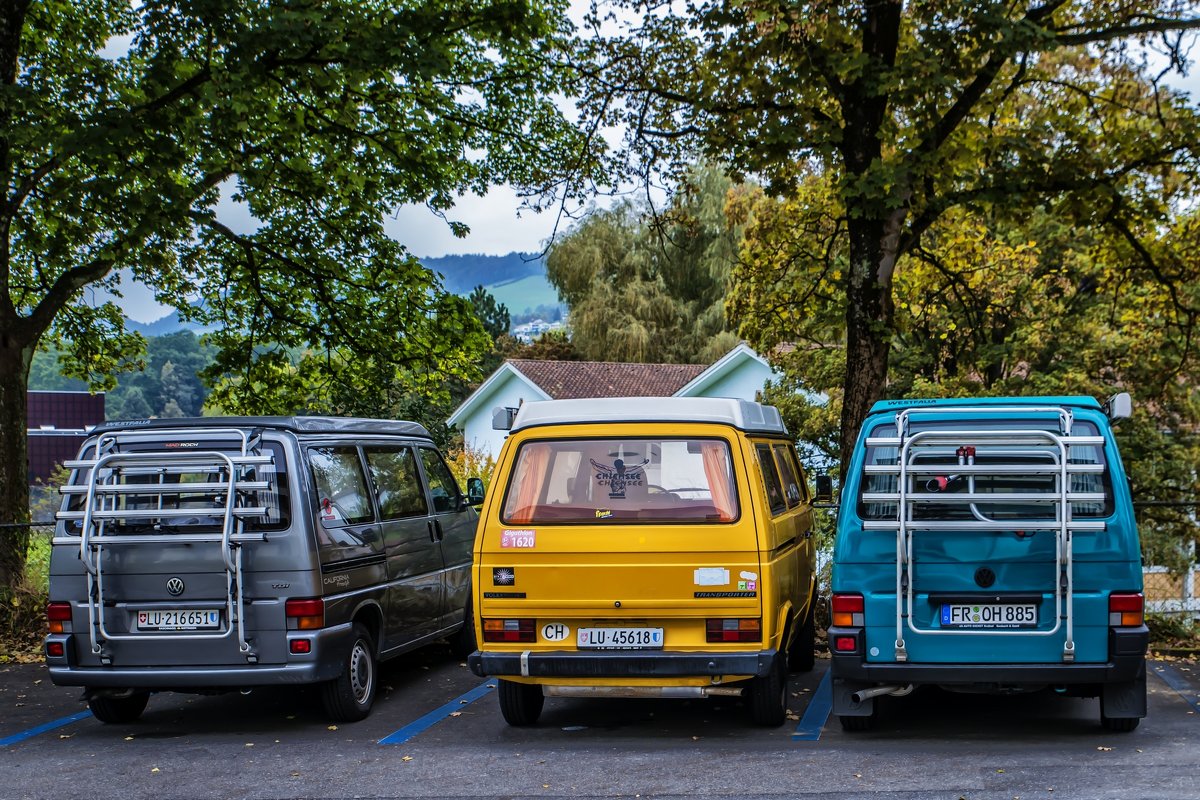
447,343 -> 779,458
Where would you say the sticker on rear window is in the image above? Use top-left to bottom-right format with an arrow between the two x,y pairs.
501,529 -> 536,548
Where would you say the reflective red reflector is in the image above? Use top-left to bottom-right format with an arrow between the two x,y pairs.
834,636 -> 857,652
46,642 -> 64,657
46,602 -> 71,621
290,639 -> 311,655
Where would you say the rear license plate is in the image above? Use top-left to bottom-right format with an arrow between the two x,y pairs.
135,609 -> 221,631
577,627 -> 664,650
940,603 -> 1037,628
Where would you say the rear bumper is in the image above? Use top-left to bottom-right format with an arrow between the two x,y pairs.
828,626 -> 1149,685
468,649 -> 779,680
43,623 -> 352,690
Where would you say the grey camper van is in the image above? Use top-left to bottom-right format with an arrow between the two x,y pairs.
44,417 -> 481,723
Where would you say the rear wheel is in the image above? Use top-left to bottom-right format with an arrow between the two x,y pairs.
87,691 -> 150,724
838,712 -> 876,732
449,591 -> 476,659
788,599 -> 816,673
497,679 -> 544,726
749,652 -> 788,726
321,622 -> 377,723
1101,714 -> 1140,732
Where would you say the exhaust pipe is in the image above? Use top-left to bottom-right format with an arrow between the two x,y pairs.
851,684 -> 914,703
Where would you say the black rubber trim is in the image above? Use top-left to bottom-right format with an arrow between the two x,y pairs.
467,649 -> 779,679
828,626 -> 1148,684
927,594 -> 1042,604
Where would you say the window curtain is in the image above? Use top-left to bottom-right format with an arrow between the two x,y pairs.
505,443 -> 552,523
700,442 -> 737,522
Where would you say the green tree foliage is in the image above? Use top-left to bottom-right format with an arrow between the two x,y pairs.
581,0 -> 1200,469
732,174 -> 1200,564
0,0 -> 603,588
546,163 -> 744,363
469,286 -> 512,341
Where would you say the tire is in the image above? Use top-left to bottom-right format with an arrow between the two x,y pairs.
1101,714 -> 1140,732
788,599 -> 816,673
748,651 -> 788,727
449,591 -> 477,659
497,679 -> 544,726
87,691 -> 149,724
839,713 -> 876,732
321,622 -> 378,723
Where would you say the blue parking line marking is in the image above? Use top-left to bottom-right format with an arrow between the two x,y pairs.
0,710 -> 92,747
1152,662 -> 1200,713
379,680 -> 495,745
792,668 -> 832,741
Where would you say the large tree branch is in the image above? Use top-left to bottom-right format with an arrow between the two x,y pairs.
1055,17 -> 1200,46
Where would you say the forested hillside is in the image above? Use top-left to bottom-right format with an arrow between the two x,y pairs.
423,252 -> 544,294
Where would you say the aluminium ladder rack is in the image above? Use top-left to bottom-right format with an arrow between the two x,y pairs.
860,406 -> 1108,663
56,428 -> 275,662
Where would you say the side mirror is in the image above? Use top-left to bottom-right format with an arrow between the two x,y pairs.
492,406 -> 519,431
1104,392 -> 1132,422
814,474 -> 834,503
466,477 -> 486,506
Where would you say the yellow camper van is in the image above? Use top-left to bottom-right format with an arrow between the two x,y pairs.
467,397 -> 817,726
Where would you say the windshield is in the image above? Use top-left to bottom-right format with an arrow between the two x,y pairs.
501,437 -> 740,525
858,419 -> 1111,521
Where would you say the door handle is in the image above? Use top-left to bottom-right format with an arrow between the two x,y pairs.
427,520 -> 437,543
433,519 -> 445,541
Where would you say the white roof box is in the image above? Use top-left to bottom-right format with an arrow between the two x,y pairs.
506,397 -> 787,435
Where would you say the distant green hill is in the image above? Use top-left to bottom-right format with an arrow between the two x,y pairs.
423,252 -> 544,294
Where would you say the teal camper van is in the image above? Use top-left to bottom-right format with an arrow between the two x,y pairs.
828,395 -> 1148,731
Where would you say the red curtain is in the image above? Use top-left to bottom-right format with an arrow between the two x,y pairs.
700,442 -> 737,522
504,443 -> 552,523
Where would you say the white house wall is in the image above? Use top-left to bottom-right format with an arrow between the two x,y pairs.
677,358 -> 776,401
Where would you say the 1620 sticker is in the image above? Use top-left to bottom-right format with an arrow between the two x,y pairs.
501,529 -> 536,548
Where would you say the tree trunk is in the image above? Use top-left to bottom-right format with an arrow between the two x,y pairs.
839,216 -> 900,478
0,339 -> 34,592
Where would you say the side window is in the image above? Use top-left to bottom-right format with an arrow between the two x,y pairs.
309,446 -> 373,527
773,444 -> 805,507
365,446 -> 427,520
419,447 -> 462,514
755,444 -> 787,516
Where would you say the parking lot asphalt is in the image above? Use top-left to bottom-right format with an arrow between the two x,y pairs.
1,648 -> 1197,800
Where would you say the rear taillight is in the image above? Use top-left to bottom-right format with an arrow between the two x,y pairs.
705,618 -> 762,643
482,618 -> 536,643
46,641 -> 65,657
833,635 -> 857,653
831,594 -> 864,627
46,601 -> 71,634
285,598 -> 325,630
1109,592 -> 1144,627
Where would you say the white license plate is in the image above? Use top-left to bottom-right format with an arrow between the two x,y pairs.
577,627 -> 664,650
940,603 -> 1038,628
136,609 -> 221,631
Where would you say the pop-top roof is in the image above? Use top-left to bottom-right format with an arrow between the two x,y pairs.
92,416 -> 432,439
508,397 -> 787,435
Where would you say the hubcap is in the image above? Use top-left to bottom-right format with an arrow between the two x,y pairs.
349,639 -> 373,704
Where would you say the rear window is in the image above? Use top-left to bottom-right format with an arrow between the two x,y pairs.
858,419 -> 1112,521
500,437 -> 740,525
61,439 -> 290,533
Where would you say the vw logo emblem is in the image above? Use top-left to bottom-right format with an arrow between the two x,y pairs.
166,577 -> 185,596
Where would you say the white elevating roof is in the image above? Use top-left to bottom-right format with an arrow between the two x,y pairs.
507,396 -> 787,435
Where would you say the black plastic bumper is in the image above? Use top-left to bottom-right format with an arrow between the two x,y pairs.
828,626 -> 1149,685
468,649 -> 779,679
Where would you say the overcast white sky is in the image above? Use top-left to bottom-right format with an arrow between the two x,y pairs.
107,31 -> 1200,323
